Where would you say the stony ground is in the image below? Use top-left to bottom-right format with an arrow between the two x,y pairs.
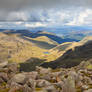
0,61 -> 92,92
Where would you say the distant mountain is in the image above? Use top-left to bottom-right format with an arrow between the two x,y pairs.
29,26 -> 92,41
3,29 -> 79,44
41,36 -> 92,68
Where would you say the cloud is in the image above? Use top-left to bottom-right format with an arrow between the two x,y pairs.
0,0 -> 92,27
0,8 -> 92,28
24,22 -> 47,27
6,12 -> 30,21
67,9 -> 92,26
0,0 -> 92,11
0,0 -> 92,21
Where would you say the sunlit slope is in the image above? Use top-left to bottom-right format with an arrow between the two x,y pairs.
45,42 -> 78,62
41,36 -> 92,68
0,32 -> 48,63
22,36 -> 58,49
33,36 -> 58,45
45,36 -> 92,62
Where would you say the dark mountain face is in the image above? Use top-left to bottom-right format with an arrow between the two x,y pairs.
41,40 -> 92,69
3,29 -> 79,44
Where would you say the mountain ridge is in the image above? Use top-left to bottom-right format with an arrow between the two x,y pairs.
41,36 -> 92,68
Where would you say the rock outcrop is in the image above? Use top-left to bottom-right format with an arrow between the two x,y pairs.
0,61 -> 92,92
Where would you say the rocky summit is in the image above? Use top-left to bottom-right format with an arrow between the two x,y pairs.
0,61 -> 92,92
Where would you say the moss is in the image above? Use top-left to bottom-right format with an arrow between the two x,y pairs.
86,64 -> 92,69
51,68 -> 61,72
1,82 -> 7,86
16,89 -> 23,92
0,88 -> 10,92
35,88 -> 43,91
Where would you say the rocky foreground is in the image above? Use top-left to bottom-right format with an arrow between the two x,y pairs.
0,62 -> 92,92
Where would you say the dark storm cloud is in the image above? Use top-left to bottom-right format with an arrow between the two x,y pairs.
0,0 -> 92,11
0,0 -> 92,21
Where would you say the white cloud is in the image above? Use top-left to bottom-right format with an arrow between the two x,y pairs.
66,9 -> 92,26
15,21 -> 23,25
0,7 -> 92,28
24,22 -> 47,27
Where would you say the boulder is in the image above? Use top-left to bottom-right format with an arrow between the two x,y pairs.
0,77 -> 4,83
25,72 -> 38,80
9,73 -> 26,85
36,79 -> 51,87
62,76 -> 76,92
84,89 -> 92,92
26,78 -> 36,91
9,82 -> 23,92
44,85 -> 57,92
36,66 -> 51,74
0,61 -> 8,68
0,72 -> 8,82
23,84 -> 34,92
7,63 -> 19,73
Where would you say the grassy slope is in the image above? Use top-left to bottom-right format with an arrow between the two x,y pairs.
45,42 -> 78,62
41,36 -> 92,68
0,33 -> 49,63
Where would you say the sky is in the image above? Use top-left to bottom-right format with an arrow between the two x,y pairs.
0,0 -> 92,28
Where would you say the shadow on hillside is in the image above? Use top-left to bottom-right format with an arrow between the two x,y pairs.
19,57 -> 46,72
41,41 -> 92,69
22,36 -> 57,49
3,30 -> 79,44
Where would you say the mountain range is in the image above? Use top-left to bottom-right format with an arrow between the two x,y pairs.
0,29 -> 92,71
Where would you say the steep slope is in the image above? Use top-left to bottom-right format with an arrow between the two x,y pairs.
43,42 -> 74,62
41,36 -> 92,68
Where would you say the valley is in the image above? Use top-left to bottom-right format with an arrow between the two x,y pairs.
0,29 -> 92,92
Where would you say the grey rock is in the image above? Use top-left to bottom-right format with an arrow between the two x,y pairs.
23,84 -> 34,92
62,76 -> 76,92
36,66 -> 51,74
36,79 -> 51,87
26,78 -> 36,91
44,85 -> 57,92
0,61 -> 8,68
84,89 -> 92,92
0,72 -> 8,82
10,73 -> 26,84
25,72 -> 38,80
9,82 -> 23,92
7,63 -> 19,73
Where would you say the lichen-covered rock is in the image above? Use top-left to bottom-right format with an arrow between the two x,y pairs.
36,66 -> 51,74
1,61 -> 92,92
62,75 -> 76,92
0,61 -> 8,68
7,63 -> 19,73
23,84 -> 34,92
26,78 -> 36,91
36,79 -> 51,87
0,72 -> 8,82
84,89 -> 92,92
8,82 -> 23,92
25,71 -> 38,80
43,85 -> 58,92
9,73 -> 26,85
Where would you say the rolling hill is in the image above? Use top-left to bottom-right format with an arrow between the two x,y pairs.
1,29 -> 92,70
0,32 -> 54,63
3,29 -> 79,44
41,36 -> 92,68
